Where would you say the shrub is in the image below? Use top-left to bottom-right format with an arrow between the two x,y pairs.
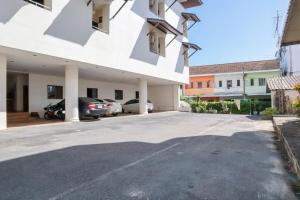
180,96 -> 192,104
261,107 -> 278,120
294,84 -> 300,93
226,102 -> 239,114
293,98 -> 300,116
207,102 -> 223,113
190,100 -> 199,113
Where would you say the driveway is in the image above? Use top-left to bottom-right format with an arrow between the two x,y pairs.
0,112 -> 297,200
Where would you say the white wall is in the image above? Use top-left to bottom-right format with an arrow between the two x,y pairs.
280,45 -> 300,75
29,73 -> 139,117
214,73 -> 244,96
148,85 -> 178,111
0,0 -> 189,84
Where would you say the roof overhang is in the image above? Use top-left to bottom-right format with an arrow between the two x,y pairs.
281,0 -> 300,46
147,18 -> 182,36
180,0 -> 203,9
182,42 -> 201,51
182,42 -> 201,58
182,12 -> 200,22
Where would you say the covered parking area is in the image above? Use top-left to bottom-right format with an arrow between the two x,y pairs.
0,46 -> 181,129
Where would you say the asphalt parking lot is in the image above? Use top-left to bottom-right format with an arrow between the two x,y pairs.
0,112 -> 297,200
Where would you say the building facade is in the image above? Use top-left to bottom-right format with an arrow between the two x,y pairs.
184,60 -> 280,101
0,0 -> 202,129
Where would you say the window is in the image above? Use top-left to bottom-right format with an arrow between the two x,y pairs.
115,90 -> 123,100
206,81 -> 210,88
198,82 -> 202,88
136,91 -> 139,99
149,0 -> 165,18
87,88 -> 98,99
227,80 -> 232,89
149,31 -> 166,56
190,82 -> 194,88
219,81 -> 222,88
250,79 -> 254,86
183,21 -> 188,37
47,85 -> 63,99
92,3 -> 110,33
258,78 -> 266,86
237,80 -> 241,87
24,0 -> 52,10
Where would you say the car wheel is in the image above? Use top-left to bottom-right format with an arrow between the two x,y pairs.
93,116 -> 100,120
44,112 -> 51,120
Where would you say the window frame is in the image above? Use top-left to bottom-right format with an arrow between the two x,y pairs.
115,90 -> 124,100
258,78 -> 266,86
219,81 -> 222,88
226,80 -> 233,89
47,85 -> 63,100
206,80 -> 210,88
237,80 -> 241,87
250,79 -> 255,86
190,82 -> 194,88
87,88 -> 98,99
198,81 -> 202,88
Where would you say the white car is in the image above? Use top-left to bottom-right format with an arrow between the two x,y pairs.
122,99 -> 154,113
95,98 -> 122,116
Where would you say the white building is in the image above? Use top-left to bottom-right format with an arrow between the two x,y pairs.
0,0 -> 202,129
279,44 -> 300,75
214,72 -> 244,99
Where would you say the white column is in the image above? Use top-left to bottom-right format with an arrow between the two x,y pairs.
65,65 -> 79,122
173,84 -> 180,111
0,55 -> 7,130
139,78 -> 148,115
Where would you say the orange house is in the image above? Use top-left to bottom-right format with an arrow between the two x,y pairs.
184,75 -> 219,101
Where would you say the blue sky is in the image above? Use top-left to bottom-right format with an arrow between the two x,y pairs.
187,0 -> 290,66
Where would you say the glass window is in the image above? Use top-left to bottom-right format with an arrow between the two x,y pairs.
259,78 -> 266,86
87,88 -> 98,99
250,79 -> 254,86
47,85 -> 63,99
136,91 -> 139,99
227,80 -> 233,89
237,80 -> 241,87
219,81 -> 222,87
206,81 -> 210,88
115,90 -> 123,100
198,82 -> 202,88
190,82 -> 194,88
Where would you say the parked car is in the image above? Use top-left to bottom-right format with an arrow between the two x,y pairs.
44,97 -> 107,120
122,99 -> 154,113
94,98 -> 122,116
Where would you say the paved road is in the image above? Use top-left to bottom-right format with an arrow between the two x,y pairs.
0,112 -> 297,200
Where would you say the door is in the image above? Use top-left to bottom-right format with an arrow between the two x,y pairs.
23,85 -> 29,112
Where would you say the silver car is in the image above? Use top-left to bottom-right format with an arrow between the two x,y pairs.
122,99 -> 154,113
95,98 -> 122,116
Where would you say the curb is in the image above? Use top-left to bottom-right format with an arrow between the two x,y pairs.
272,118 -> 300,179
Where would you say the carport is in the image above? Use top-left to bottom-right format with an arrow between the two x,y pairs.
0,47 -> 181,129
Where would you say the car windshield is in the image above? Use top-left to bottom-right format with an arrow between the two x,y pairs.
95,99 -> 104,103
104,99 -> 116,102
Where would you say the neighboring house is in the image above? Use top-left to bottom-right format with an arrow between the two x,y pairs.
184,75 -> 216,100
184,60 -> 280,101
0,0 -> 202,129
267,76 -> 300,114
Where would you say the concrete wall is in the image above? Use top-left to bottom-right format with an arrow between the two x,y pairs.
148,85 -> 178,111
0,0 -> 189,84
29,73 -> 139,117
280,45 -> 300,75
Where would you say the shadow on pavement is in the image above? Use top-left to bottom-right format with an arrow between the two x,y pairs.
0,131 -> 297,200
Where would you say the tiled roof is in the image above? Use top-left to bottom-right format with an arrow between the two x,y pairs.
190,60 -> 280,75
267,75 -> 300,90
